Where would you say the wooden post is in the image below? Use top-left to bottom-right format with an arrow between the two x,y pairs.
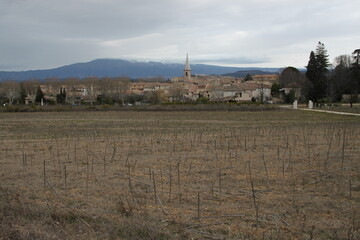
169,165 -> 172,201
153,171 -> 157,204
248,161 -> 259,222
149,167 -> 152,187
262,153 -> 270,190
103,146 -> 107,176
211,183 -> 214,198
86,158 -> 89,197
64,164 -> 67,197
177,162 -> 181,201
341,127 -> 346,169
218,169 -> 222,196
128,164 -> 132,190
160,168 -> 163,194
43,159 -> 46,189
197,192 -> 201,219
244,137 -> 247,151
349,178 -> 352,199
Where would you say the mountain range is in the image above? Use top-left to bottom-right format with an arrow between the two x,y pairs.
0,59 -> 280,81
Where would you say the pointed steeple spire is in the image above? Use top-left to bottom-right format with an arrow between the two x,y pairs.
184,53 -> 191,79
185,53 -> 191,71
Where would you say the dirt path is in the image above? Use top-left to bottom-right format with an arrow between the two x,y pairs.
280,105 -> 360,116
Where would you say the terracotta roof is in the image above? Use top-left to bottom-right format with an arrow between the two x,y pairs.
188,85 -> 198,93
132,82 -> 145,87
253,74 -> 278,78
237,83 -> 271,90
223,85 -> 240,91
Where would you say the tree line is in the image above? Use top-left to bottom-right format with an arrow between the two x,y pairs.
0,75 -> 174,106
275,42 -> 359,105
0,77 -> 132,105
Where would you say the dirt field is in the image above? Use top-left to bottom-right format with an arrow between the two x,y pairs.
0,110 -> 359,239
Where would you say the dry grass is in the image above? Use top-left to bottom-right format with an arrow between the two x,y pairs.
0,110 -> 359,239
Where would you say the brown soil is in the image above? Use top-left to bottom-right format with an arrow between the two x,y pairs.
0,110 -> 359,239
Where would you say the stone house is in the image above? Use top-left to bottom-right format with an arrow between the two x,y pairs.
210,85 -> 241,102
250,74 -> 279,86
237,83 -> 271,102
279,82 -> 302,101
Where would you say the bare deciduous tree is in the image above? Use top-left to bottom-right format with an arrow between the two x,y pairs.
168,83 -> 183,102
279,67 -> 306,87
22,79 -> 41,97
1,80 -> 20,104
83,77 -> 99,105
111,77 -> 131,105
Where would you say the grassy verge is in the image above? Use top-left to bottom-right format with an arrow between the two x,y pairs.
0,103 -> 281,112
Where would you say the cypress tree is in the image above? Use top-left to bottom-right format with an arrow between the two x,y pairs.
35,86 -> 44,103
305,51 -> 318,101
62,88 -> 66,102
305,42 -> 330,101
305,51 -> 317,81
56,87 -> 67,104
19,82 -> 27,104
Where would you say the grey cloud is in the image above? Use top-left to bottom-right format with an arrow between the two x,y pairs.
1,0 -> 359,71
193,57 -> 270,65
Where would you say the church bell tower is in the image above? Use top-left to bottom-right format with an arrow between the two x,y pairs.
184,54 -> 191,80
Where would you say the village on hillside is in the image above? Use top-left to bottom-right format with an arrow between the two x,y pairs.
2,44 -> 358,107
0,55 -> 286,106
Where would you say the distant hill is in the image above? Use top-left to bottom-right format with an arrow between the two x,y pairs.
0,59 -> 280,81
222,69 -> 279,78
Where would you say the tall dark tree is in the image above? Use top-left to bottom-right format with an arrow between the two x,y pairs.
244,74 -> 252,81
271,83 -> 281,98
352,49 -> 360,65
305,42 -> 330,101
56,87 -> 66,104
305,51 -> 317,83
279,67 -> 306,87
328,55 -> 351,102
349,49 -> 360,106
35,86 -> 44,103
315,41 -> 330,73
19,82 -> 27,104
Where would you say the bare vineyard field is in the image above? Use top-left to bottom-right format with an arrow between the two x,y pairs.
0,110 -> 359,239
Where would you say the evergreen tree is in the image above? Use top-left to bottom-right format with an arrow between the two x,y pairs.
35,86 -> 44,103
62,88 -> 66,102
19,82 -> 27,104
56,87 -> 66,104
305,51 -> 318,101
305,42 -> 330,101
271,83 -> 281,98
315,42 -> 330,73
244,74 -> 252,81
353,49 -> 360,65
349,49 -> 360,106
305,51 -> 317,81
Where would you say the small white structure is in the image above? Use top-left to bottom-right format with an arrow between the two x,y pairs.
308,100 -> 313,109
293,100 -> 298,109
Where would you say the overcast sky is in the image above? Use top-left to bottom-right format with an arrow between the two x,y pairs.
1,0 -> 359,71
